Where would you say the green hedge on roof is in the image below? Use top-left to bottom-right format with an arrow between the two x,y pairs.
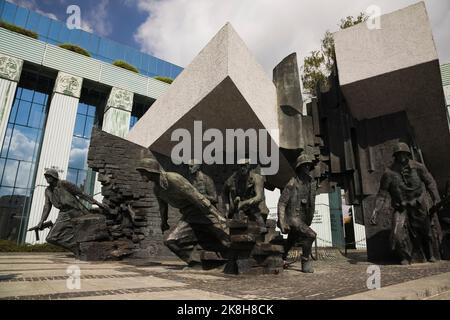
0,21 -> 38,39
154,76 -> 173,84
112,60 -> 139,73
58,43 -> 91,57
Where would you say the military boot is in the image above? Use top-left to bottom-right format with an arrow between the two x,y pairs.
301,256 -> 314,273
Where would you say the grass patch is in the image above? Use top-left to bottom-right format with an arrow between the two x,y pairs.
0,21 -> 38,39
58,43 -> 91,57
0,240 -> 67,252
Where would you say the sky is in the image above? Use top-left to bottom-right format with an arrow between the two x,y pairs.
7,0 -> 450,75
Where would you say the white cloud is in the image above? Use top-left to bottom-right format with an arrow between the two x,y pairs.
133,0 -> 450,75
76,0 -> 112,36
8,0 -> 58,20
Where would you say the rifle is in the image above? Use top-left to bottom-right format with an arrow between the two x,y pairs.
28,221 -> 54,241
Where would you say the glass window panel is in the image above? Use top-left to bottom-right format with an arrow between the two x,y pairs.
28,104 -> 44,128
156,59 -> 165,76
48,19 -> 62,41
16,101 -> 32,126
79,31 -> 90,49
147,56 -> 157,74
25,11 -> 40,31
76,170 -> 87,189
0,125 -> 12,158
68,136 -> 89,170
1,159 -> 19,187
37,16 -> 51,37
98,38 -> 110,58
13,188 -> 28,196
87,105 -> 96,117
140,54 -> 149,71
1,2 -> 17,23
129,116 -> 138,130
13,7 -> 28,27
33,92 -> 46,105
0,158 -> 5,176
9,100 -> 19,123
20,88 -> 34,102
84,117 -> 94,138
108,42 -> 125,61
58,26 -> 71,43
0,187 -> 14,197
15,161 -> 32,189
68,28 -> 82,45
88,34 -> 100,55
73,114 -> 86,137
78,103 -> 88,115
66,168 -> 78,186
7,126 -> 39,162
125,49 -> 141,69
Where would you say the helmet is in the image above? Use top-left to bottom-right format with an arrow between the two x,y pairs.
44,168 -> 59,180
136,158 -> 161,174
295,154 -> 313,169
237,158 -> 251,165
393,142 -> 412,156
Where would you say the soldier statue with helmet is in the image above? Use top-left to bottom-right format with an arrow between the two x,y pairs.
370,142 -> 443,265
34,168 -> 106,255
278,153 -> 318,273
136,158 -> 230,267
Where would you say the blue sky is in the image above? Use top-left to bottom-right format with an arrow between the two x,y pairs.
11,0 -> 148,50
8,0 -> 450,75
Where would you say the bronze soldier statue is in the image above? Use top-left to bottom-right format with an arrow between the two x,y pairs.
370,142 -> 442,265
35,168 -> 105,255
223,159 -> 269,232
136,158 -> 229,266
278,154 -> 318,273
187,159 -> 218,206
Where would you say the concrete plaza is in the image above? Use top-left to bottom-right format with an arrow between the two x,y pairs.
0,251 -> 449,300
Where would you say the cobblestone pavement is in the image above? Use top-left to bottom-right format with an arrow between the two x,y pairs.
1,251 -> 449,300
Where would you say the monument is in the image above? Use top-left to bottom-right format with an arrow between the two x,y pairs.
34,3 -> 449,270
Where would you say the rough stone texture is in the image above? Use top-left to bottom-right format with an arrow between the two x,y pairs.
127,23 -> 294,189
2,252 -> 450,300
333,2 -> 450,193
273,53 -> 304,150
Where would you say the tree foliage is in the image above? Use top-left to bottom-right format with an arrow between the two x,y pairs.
301,12 -> 368,95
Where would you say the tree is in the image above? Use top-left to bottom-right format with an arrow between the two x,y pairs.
301,12 -> 368,95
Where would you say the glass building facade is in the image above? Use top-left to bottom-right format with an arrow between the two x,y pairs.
0,70 -> 53,242
0,0 -> 183,79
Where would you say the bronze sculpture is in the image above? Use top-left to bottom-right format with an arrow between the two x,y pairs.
370,143 -> 442,265
278,154 -> 318,273
187,160 -> 218,206
136,158 -> 229,267
223,159 -> 269,233
35,168 -> 106,255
